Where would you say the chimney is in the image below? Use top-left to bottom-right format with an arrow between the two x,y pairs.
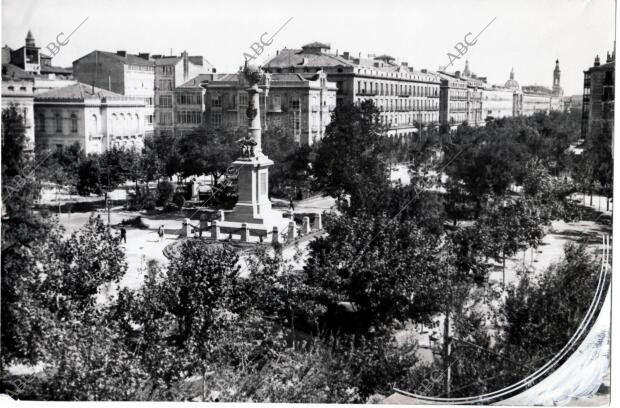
138,52 -> 150,60
455,70 -> 461,78
343,51 -> 349,59
401,61 -> 408,67
421,69 -> 427,73
116,50 -> 127,57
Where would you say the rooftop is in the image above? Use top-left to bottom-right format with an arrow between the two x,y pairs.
35,82 -> 125,101
80,50 -> 155,67
2,63 -> 34,80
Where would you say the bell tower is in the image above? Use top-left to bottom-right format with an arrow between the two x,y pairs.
552,59 -> 562,96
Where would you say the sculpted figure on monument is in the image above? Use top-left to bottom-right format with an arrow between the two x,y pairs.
237,135 -> 257,158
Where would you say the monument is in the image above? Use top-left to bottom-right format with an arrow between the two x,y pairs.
216,63 -> 290,242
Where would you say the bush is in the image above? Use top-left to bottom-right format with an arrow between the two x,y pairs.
127,186 -> 156,211
157,181 -> 174,206
172,191 -> 185,208
120,216 -> 149,229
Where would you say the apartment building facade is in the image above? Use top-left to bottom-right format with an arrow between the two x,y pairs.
582,51 -> 615,143
153,52 -> 215,136
34,82 -> 147,153
203,70 -> 337,145
73,50 -> 155,137
263,42 -> 440,140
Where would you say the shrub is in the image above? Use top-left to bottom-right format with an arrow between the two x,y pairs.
157,181 -> 174,206
172,191 -> 185,209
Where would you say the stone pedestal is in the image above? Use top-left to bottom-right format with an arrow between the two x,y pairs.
241,223 -> 250,242
181,218 -> 191,237
211,220 -> 220,240
288,221 -> 297,242
220,154 -> 289,237
314,213 -> 323,230
302,216 -> 311,235
272,226 -> 281,244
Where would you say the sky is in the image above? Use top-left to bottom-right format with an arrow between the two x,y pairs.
1,0 -> 616,95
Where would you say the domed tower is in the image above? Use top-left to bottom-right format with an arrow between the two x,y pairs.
504,67 -> 520,90
552,59 -> 562,96
463,60 -> 471,77
25,29 -> 36,47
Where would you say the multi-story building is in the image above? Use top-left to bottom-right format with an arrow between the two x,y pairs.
73,50 -> 155,137
582,51 -> 615,143
481,85 -> 516,120
438,61 -> 486,128
153,52 -> 215,136
438,73 -> 469,129
1,64 -> 35,151
1,30 -> 76,152
263,42 -> 440,140
34,82 -> 146,153
172,73 -> 215,137
521,86 -> 554,115
203,70 -> 337,145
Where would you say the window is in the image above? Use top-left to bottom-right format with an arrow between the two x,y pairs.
145,97 -> 153,106
159,95 -> 172,108
147,115 -> 153,125
20,86 -> 26,91
211,94 -> 221,107
55,113 -> 62,133
289,97 -> 300,110
70,114 -> 78,132
158,79 -> 172,90
158,112 -> 173,125
239,92 -> 248,107
89,115 -> 98,137
36,113 -> 45,132
211,112 -> 222,127
269,95 -> 281,110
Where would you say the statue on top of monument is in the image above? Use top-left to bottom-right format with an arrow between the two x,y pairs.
237,134 -> 257,158
243,59 -> 264,86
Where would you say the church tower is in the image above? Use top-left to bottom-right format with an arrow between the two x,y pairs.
552,59 -> 562,96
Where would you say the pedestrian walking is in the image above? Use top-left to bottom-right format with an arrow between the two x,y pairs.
120,227 -> 127,243
289,197 -> 295,213
159,225 -> 165,242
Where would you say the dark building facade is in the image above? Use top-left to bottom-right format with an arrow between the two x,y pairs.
582,51 -> 615,144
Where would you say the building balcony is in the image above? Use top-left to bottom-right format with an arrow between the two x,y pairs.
359,90 -> 377,96
398,92 -> 411,97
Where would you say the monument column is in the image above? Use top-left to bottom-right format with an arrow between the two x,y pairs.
219,63 -> 289,237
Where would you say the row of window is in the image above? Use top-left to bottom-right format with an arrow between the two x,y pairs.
176,92 -> 202,105
358,98 -> 439,111
176,111 -> 202,124
127,64 -> 154,72
157,79 -> 173,91
157,66 -> 174,75
356,81 -> 439,97
158,95 -> 173,108
36,113 -> 78,133
6,85 -> 30,92
379,112 -> 439,126
37,112 -> 145,135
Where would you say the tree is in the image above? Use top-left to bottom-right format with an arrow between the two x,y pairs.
141,135 -> 164,186
312,101 -> 390,214
47,215 -> 127,306
304,213 -> 446,336
177,128 -> 238,185
76,154 -> 102,195
1,105 -> 28,179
